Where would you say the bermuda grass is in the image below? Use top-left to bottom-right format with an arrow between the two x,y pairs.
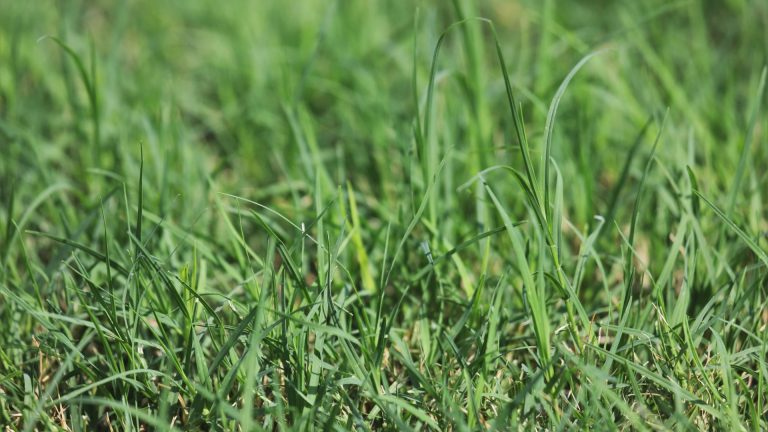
1,0 -> 767,430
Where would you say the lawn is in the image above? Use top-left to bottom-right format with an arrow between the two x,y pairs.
1,0 -> 767,430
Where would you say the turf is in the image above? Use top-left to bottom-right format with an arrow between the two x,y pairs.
1,0 -> 767,430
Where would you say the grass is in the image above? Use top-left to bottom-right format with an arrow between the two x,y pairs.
1,0 -> 767,430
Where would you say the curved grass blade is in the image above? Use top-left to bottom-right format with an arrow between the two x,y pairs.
541,50 -> 606,222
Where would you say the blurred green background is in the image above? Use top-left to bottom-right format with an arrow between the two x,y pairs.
2,1 -> 765,226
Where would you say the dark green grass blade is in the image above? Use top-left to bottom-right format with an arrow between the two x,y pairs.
604,117 -> 653,229
27,230 -> 129,276
694,190 -> 768,268
726,66 -> 766,216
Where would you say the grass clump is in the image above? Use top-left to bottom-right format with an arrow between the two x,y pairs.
1,0 -> 767,430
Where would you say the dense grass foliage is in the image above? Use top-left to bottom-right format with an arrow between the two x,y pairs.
1,0 -> 767,430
